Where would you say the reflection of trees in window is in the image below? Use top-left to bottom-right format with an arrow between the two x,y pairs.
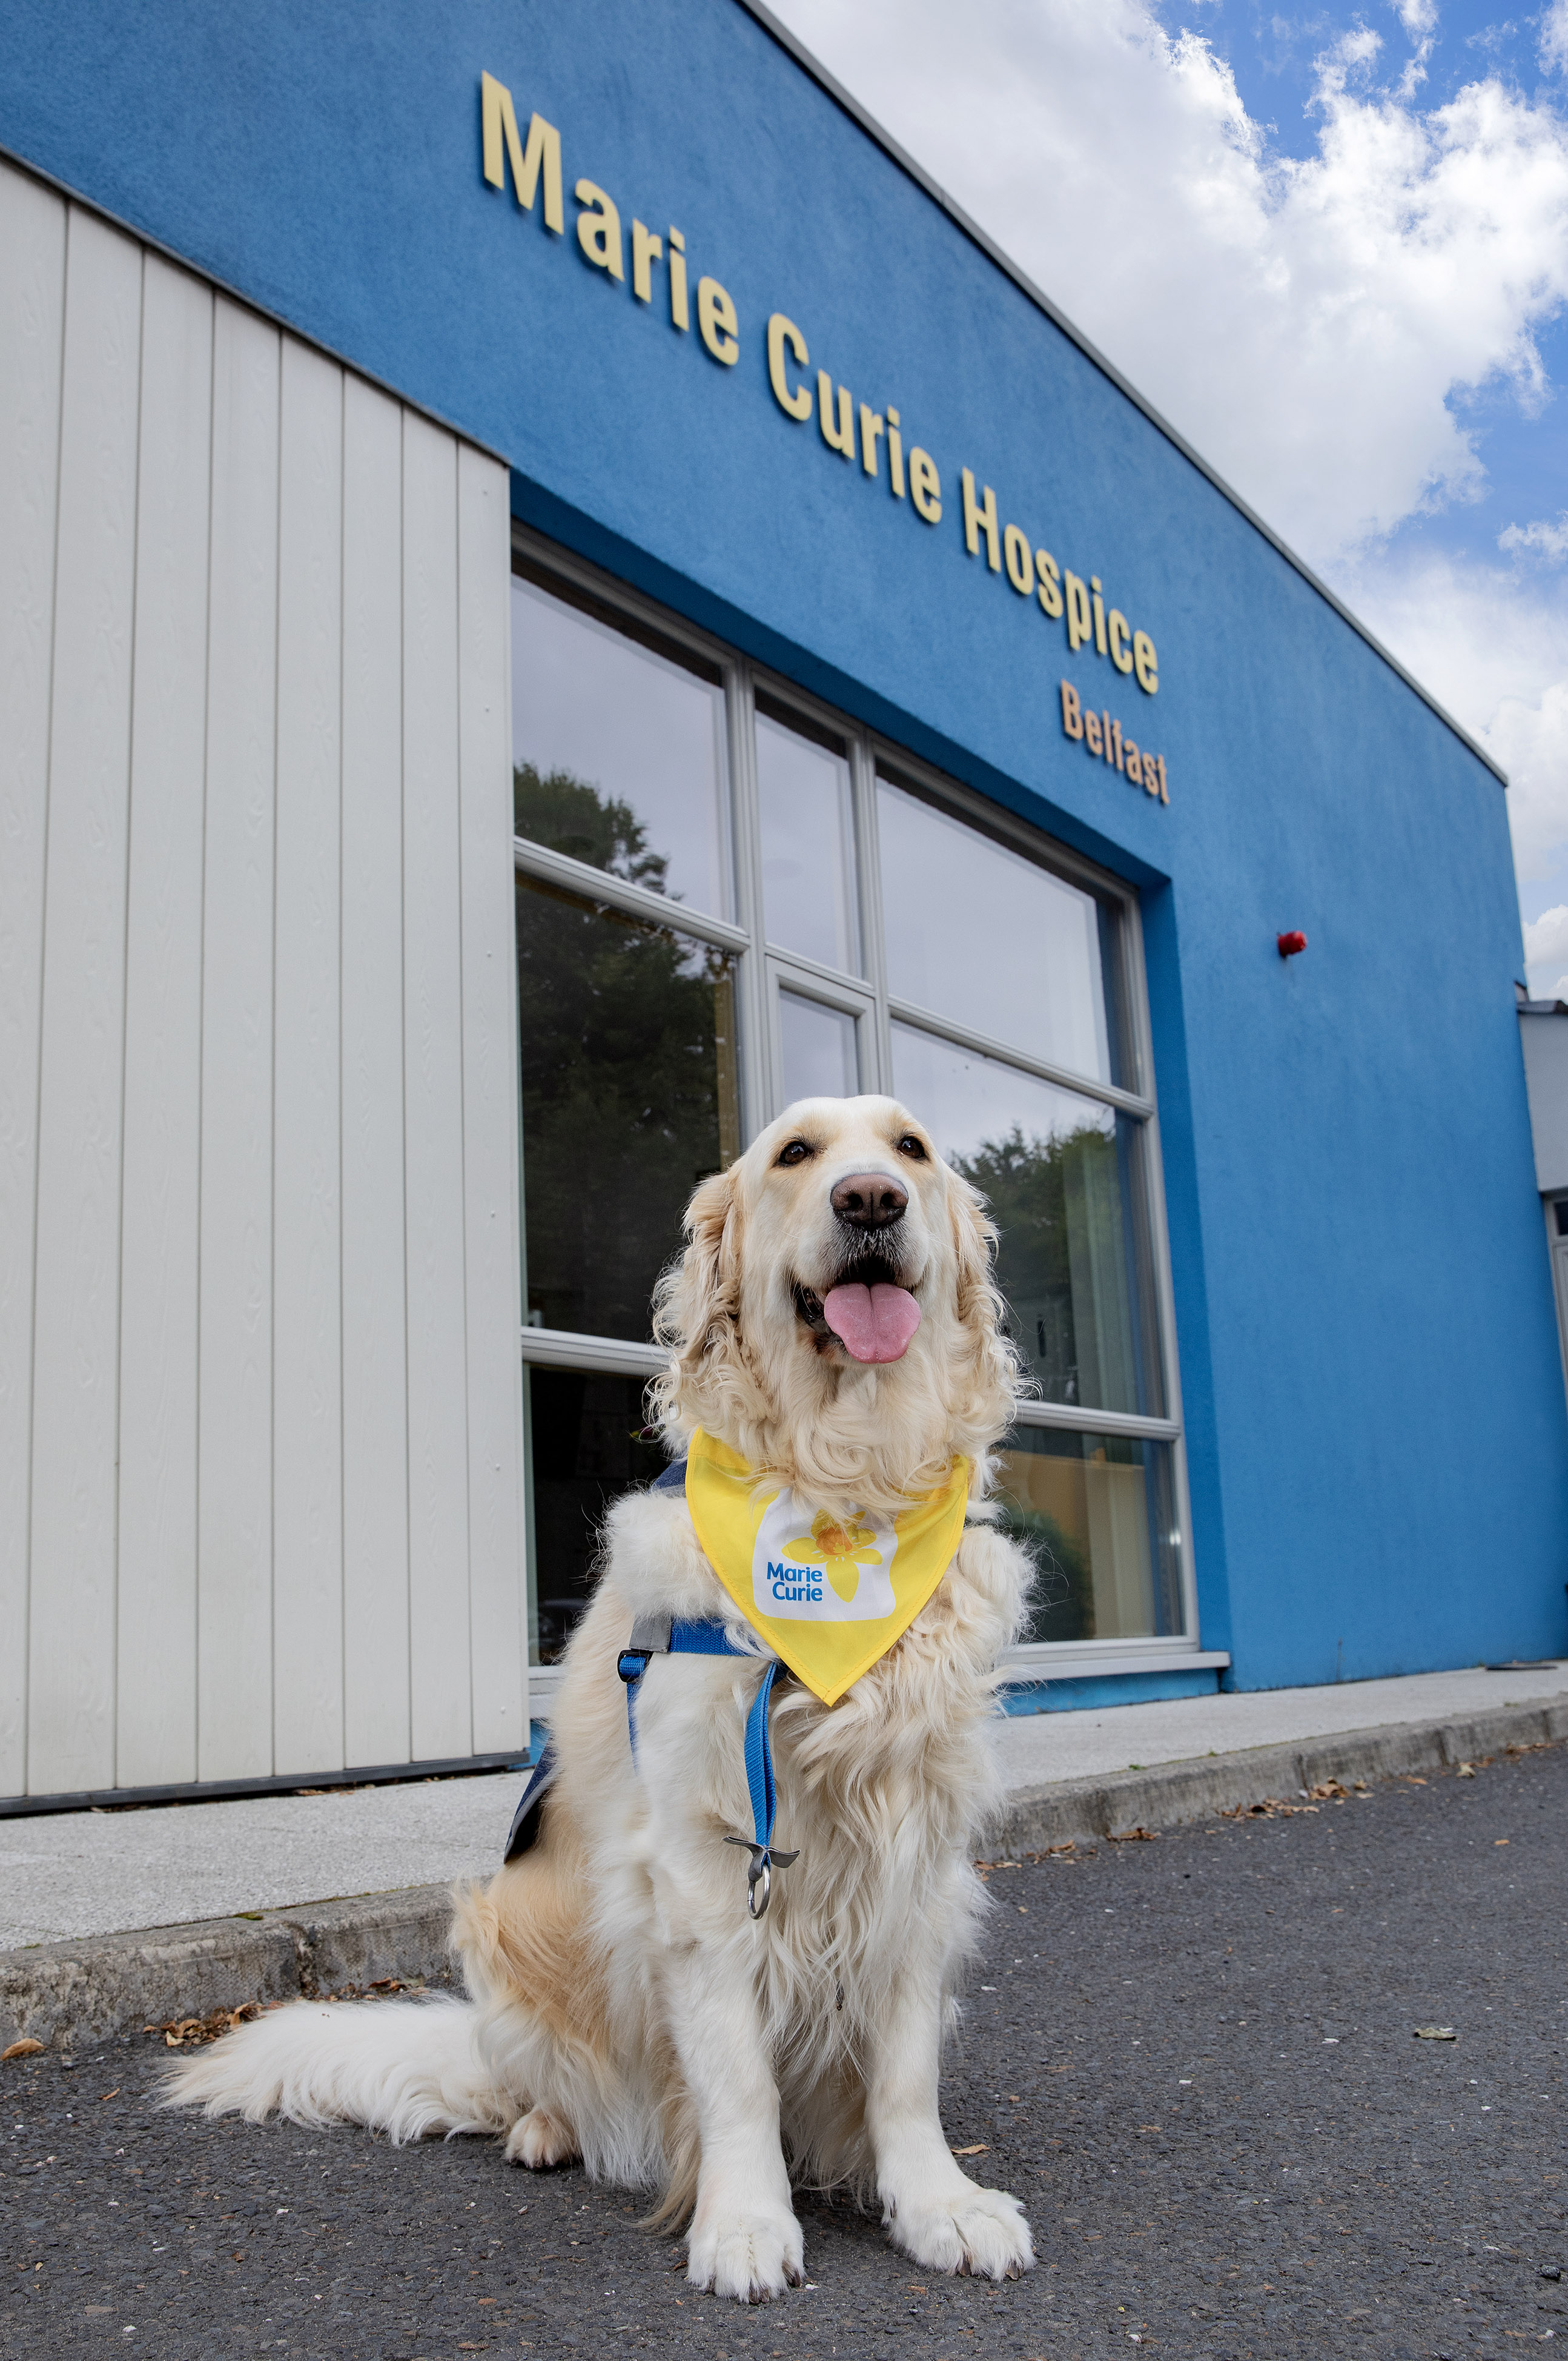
515,767 -> 738,1342
514,761 -> 670,895
951,1123 -> 1137,1412
992,1493 -> 1092,1643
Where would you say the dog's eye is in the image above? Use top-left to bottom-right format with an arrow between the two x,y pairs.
895,1133 -> 928,1161
776,1139 -> 814,1167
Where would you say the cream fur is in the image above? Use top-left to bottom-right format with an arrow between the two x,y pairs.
168,1096 -> 1037,2300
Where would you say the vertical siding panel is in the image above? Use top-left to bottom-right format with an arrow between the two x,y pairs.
340,377 -> 411,1768
27,211 -> 142,1794
198,301 -> 279,1781
402,416 -> 471,1761
457,449 -> 526,1758
0,165 -> 65,1796
272,340 -> 345,1774
116,259 -> 213,1788
5,188 -> 515,1790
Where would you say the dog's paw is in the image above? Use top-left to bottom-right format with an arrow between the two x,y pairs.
889,2182 -> 1034,2281
686,2204 -> 805,2302
503,2106 -> 578,2169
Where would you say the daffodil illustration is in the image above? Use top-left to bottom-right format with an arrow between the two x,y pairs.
786,1511 -> 883,1603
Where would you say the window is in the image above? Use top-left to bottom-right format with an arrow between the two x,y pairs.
512,535 -> 1194,1674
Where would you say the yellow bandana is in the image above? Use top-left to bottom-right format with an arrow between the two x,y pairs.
684,1428 -> 970,1706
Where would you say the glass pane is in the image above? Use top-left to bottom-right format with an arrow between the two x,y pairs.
512,574 -> 729,918
891,1022 -> 1161,1416
877,775 -> 1119,1087
517,872 -> 740,1342
757,703 -> 859,973
994,1427 -> 1183,1643
779,989 -> 858,1104
525,1368 -> 669,1663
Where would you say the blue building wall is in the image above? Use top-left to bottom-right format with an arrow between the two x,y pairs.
8,0 -> 1566,1684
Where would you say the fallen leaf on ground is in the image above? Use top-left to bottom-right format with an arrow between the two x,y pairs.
2,2038 -> 45,2061
951,2144 -> 988,2156
1413,2025 -> 1457,2041
154,2004 -> 262,2050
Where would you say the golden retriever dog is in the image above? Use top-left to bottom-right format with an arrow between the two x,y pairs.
170,1095 -> 1037,2299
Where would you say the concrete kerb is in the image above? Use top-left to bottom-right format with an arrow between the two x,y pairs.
0,1887 -> 458,2058
4,1699 -> 1564,2056
989,1698 -> 1568,1854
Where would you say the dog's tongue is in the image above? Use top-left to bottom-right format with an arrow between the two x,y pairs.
822,1282 -> 922,1364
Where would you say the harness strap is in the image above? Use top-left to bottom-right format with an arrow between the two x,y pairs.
742,1658 -> 781,1847
501,1737 -> 558,1865
617,1609 -> 798,1917
617,1613 -> 741,1756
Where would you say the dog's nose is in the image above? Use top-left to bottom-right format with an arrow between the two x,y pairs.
830,1171 -> 908,1229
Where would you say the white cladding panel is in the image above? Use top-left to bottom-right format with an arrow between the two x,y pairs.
0,160 -> 527,1798
116,254 -> 213,1789
0,170 -> 66,1798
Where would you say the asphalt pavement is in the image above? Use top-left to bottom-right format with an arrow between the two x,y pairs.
4,1741 -> 1566,2359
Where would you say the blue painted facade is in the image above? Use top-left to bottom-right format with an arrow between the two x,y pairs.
1002,1673 -> 1222,1717
7,0 -> 1565,1689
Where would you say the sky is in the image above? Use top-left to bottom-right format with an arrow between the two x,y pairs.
766,0 -> 1568,998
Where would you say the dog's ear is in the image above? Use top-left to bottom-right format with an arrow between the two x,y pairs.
649,1164 -> 744,1433
945,1165 -> 1022,1428
948,1168 -> 1001,1338
935,1161 -> 1025,1454
675,1165 -> 741,1340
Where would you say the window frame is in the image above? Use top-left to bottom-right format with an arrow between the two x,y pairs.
511,523 -> 1209,1686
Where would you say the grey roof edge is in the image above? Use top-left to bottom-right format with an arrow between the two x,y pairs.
735,0 -> 1509,790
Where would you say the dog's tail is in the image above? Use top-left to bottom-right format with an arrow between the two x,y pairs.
164,1993 -> 508,2143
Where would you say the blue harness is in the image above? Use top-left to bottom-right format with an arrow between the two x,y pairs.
502,1458 -> 797,1918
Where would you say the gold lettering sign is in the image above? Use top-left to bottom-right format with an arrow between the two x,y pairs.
478,71 -> 1166,804
1060,680 -> 1168,801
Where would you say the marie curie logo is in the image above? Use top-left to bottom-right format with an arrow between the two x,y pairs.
751,1491 -> 899,1623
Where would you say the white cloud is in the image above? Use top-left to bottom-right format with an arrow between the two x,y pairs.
1543,0 -> 1568,73
772,0 -> 1568,566
1523,904 -> 1568,995
1487,680 -> 1568,889
1524,903 -> 1568,964
770,0 -> 1568,912
1499,514 -> 1568,559
1389,0 -> 1437,99
1343,545 -> 1568,892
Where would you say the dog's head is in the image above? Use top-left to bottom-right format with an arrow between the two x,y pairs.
650,1096 -> 1021,1511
